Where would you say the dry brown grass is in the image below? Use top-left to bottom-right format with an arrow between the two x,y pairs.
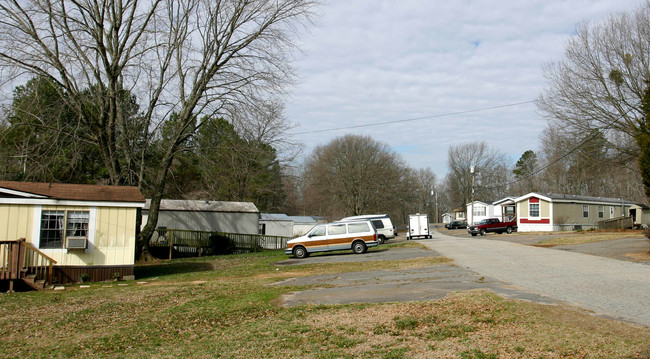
537,232 -> 642,246
232,290 -> 650,358
2,249 -> 649,358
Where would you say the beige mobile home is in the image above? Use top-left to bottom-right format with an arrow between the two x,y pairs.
516,193 -> 636,232
0,181 -> 145,287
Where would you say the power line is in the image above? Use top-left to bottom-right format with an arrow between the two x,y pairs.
291,100 -> 536,135
480,107 -> 636,191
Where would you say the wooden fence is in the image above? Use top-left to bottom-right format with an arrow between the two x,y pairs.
596,216 -> 634,230
148,228 -> 290,260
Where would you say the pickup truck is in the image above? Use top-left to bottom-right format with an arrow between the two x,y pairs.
467,218 -> 517,236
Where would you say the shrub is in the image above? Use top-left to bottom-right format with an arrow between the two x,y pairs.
209,234 -> 235,255
80,273 -> 91,283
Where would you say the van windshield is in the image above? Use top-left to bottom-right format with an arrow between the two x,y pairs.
309,226 -> 326,237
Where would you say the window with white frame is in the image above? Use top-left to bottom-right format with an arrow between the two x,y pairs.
473,206 -> 486,216
529,203 -> 540,217
610,206 -> 615,218
583,205 -> 589,218
598,205 -> 604,218
40,210 -> 90,249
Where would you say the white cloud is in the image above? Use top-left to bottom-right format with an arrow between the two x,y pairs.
286,0 -> 642,176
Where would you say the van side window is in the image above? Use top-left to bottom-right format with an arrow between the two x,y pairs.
310,226 -> 326,237
348,222 -> 369,233
371,220 -> 384,229
329,224 -> 346,235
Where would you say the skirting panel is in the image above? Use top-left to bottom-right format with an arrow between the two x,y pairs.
54,265 -> 134,284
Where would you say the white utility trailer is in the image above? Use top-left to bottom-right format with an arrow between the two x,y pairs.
407,213 -> 431,239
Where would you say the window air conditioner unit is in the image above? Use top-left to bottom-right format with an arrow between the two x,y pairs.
66,236 -> 88,250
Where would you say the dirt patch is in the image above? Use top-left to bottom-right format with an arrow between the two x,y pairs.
273,247 -> 557,308
626,251 -> 650,262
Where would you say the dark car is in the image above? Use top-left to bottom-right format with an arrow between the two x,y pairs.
445,220 -> 467,229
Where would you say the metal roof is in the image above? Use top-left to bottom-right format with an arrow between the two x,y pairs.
0,181 -> 145,203
286,215 -> 318,224
532,193 -> 636,205
144,199 -> 259,213
260,213 -> 293,221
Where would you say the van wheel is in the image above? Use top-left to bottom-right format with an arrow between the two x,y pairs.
377,235 -> 385,244
352,241 -> 367,254
293,246 -> 308,259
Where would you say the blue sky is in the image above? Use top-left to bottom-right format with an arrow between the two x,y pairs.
285,0 -> 642,176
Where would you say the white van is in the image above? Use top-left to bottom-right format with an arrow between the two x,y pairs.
285,220 -> 378,258
340,214 -> 395,243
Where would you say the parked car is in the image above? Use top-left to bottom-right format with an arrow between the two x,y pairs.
340,214 -> 395,244
445,220 -> 467,230
285,220 -> 378,258
467,218 -> 517,236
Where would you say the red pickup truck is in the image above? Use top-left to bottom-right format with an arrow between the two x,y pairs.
467,218 -> 517,236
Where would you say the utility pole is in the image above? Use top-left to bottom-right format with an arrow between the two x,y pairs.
470,165 -> 475,225
431,190 -> 438,223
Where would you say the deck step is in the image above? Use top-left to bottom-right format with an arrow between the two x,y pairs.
21,274 -> 47,291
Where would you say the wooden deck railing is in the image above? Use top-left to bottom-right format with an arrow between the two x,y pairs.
596,216 -> 634,230
0,238 -> 57,291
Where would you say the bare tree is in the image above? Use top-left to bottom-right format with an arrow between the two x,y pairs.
537,124 -> 646,202
537,1 -> 650,160
0,0 -> 317,254
446,142 -> 509,208
302,135 -> 406,218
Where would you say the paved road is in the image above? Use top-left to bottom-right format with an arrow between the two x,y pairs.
424,229 -> 650,327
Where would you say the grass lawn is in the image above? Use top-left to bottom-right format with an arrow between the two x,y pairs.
1,243 -> 649,358
536,230 -> 645,246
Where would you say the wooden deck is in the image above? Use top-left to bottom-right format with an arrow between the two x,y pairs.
0,238 -> 57,292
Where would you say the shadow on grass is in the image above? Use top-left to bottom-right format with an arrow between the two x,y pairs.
135,261 -> 215,279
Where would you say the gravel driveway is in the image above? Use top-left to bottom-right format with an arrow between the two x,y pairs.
275,229 -> 650,327
425,229 -> 650,327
